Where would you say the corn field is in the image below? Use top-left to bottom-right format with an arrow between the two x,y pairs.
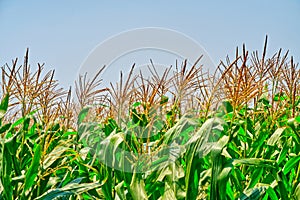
0,38 -> 299,199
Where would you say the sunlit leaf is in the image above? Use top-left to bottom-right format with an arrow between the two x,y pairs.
24,144 -> 42,192
283,155 -> 300,175
267,127 -> 285,146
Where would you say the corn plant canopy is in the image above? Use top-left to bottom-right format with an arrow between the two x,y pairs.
0,39 -> 299,199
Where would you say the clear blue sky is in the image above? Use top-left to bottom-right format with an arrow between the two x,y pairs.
1,1 -> 299,88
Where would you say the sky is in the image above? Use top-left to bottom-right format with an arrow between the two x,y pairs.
0,1 -> 299,88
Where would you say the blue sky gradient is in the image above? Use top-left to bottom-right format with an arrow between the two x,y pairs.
1,1 -> 299,87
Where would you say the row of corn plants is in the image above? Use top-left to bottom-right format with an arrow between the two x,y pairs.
0,38 -> 299,199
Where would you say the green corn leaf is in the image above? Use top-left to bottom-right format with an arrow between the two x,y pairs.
23,117 -> 31,131
130,172 -> 148,200
131,101 -> 141,108
62,129 -> 77,138
262,193 -> 269,200
295,116 -> 300,123
210,154 -> 226,200
184,117 -> 225,200
267,127 -> 285,146
232,158 -> 274,168
43,144 -> 70,170
0,123 -> 11,134
0,93 -> 9,119
278,170 -> 290,193
277,142 -> 289,165
24,144 -> 42,192
77,106 -> 91,126
98,131 -> 124,169
249,133 -> 270,158
34,182 -> 102,200
277,177 -> 289,199
36,190 -> 73,200
218,163 -> 233,182
0,144 -> 13,200
4,132 -> 19,163
266,187 -> 279,200
283,155 -> 300,175
115,181 -> 126,200
231,168 -> 243,192
248,167 -> 264,188
226,182 -> 234,199
164,115 -> 197,144
222,100 -> 233,113
11,117 -> 25,129
160,95 -> 169,105
239,186 -> 267,200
